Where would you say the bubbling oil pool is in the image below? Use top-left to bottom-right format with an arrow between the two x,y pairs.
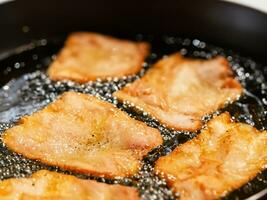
0,35 -> 266,200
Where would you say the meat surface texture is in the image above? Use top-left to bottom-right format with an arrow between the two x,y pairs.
0,170 -> 139,200
155,112 -> 267,200
47,32 -> 150,83
114,53 -> 242,131
2,92 -> 162,178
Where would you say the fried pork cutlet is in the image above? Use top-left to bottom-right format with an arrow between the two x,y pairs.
47,32 -> 150,83
155,113 -> 267,200
114,53 -> 242,131
0,170 -> 139,200
2,92 -> 162,178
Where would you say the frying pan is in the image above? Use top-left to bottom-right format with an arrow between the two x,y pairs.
0,0 -> 266,199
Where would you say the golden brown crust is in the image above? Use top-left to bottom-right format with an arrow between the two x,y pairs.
0,170 -> 139,200
47,32 -> 150,83
114,53 -> 243,131
2,92 -> 162,178
155,113 -> 267,200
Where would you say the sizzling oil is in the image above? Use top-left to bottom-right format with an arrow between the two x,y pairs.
0,35 -> 266,200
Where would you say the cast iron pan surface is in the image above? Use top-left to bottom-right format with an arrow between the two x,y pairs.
0,0 -> 267,199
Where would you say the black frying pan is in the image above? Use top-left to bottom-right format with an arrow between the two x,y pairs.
0,0 -> 266,199
0,0 -> 267,62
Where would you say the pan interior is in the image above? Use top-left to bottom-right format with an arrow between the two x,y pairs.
0,34 -> 266,200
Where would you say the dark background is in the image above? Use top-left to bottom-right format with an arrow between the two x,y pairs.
0,0 -> 266,64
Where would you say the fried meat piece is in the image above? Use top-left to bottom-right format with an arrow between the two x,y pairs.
155,113 -> 267,200
47,32 -> 150,83
114,53 -> 242,131
0,170 -> 139,200
2,92 -> 162,178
